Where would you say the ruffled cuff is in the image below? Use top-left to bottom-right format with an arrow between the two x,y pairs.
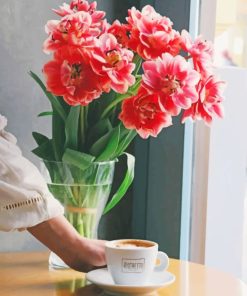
0,114 -> 64,231
0,191 -> 64,231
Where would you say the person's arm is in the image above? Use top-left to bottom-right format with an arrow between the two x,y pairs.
0,115 -> 106,272
28,215 -> 106,272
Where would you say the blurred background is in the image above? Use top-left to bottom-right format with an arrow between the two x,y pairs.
214,0 -> 247,67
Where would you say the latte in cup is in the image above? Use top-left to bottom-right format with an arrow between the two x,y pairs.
114,239 -> 154,248
105,239 -> 169,285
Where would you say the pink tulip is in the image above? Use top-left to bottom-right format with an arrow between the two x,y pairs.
126,5 -> 181,59
90,33 -> 135,93
54,0 -> 105,24
43,11 -> 100,54
142,53 -> 200,116
43,47 -> 110,106
119,87 -> 172,138
181,30 -> 214,77
182,75 -> 225,124
107,20 -> 130,48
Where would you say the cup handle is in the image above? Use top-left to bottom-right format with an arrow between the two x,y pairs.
154,251 -> 169,272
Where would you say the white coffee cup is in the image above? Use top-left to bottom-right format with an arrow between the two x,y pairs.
105,239 -> 169,285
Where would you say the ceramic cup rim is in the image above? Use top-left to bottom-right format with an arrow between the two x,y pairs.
105,238 -> 158,250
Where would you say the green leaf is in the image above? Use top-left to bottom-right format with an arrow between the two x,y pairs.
29,71 -> 67,121
38,111 -> 54,117
115,129 -> 137,157
52,111 -> 65,161
32,132 -> 49,146
57,96 -> 71,114
86,91 -> 116,125
32,134 -> 55,181
133,55 -> 143,75
103,153 -> 135,214
129,75 -> 142,94
87,118 -> 112,148
94,125 -> 120,161
48,183 -> 77,206
89,131 -> 112,157
65,106 -> 80,150
32,139 -> 54,160
62,148 -> 95,171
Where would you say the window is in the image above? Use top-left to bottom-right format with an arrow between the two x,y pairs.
190,0 -> 247,283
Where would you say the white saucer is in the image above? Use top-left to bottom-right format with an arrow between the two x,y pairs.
86,268 -> 175,295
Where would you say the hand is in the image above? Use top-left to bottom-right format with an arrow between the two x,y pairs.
28,215 -> 107,272
70,237 -> 107,271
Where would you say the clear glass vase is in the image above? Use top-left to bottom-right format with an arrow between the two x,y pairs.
41,160 -> 116,269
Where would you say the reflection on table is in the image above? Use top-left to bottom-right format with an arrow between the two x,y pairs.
0,252 -> 247,295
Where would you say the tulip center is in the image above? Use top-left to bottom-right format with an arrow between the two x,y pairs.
162,76 -> 180,95
59,20 -> 70,34
105,49 -> 121,66
137,98 -> 157,122
70,64 -> 83,85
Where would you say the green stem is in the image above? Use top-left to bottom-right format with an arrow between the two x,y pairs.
77,213 -> 84,236
84,105 -> 88,132
69,279 -> 76,293
85,214 -> 91,238
100,77 -> 142,119
71,186 -> 78,205
101,92 -> 132,119
79,106 -> 88,149
67,212 -> 74,225
133,55 -> 143,75
91,189 -> 98,238
75,278 -> 86,289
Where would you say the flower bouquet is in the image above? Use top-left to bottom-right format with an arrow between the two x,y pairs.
31,0 -> 224,240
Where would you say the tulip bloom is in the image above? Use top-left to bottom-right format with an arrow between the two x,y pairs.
181,30 -> 213,77
43,47 -> 109,106
90,33 -> 135,93
119,87 -> 172,138
127,5 -> 181,59
142,53 -> 200,116
182,75 -> 225,124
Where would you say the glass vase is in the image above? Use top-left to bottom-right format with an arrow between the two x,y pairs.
41,160 -> 116,269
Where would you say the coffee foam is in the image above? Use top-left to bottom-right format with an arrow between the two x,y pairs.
114,240 -> 154,248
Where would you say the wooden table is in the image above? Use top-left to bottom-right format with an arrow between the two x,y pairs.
0,252 -> 247,295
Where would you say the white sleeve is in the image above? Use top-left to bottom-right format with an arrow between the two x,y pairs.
0,115 -> 64,231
